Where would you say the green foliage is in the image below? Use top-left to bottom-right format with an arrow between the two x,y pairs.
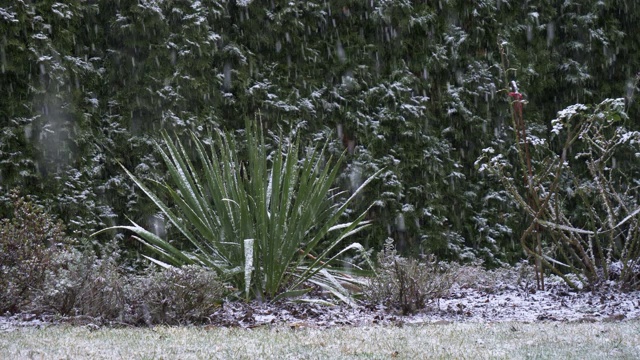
2,0 -> 640,265
0,191 -> 69,314
97,120 -> 380,303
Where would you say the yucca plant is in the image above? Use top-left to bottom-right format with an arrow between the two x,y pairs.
96,120 -> 380,303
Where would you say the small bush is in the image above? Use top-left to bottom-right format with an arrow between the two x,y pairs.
38,244 -> 224,325
36,242 -> 125,320
0,191 -> 69,314
126,265 -> 225,325
453,260 -> 536,293
365,240 -> 456,315
0,190 -> 227,324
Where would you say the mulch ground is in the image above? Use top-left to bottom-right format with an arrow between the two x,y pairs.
2,278 -> 638,331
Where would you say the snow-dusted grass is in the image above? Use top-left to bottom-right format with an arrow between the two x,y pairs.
2,322 -> 639,359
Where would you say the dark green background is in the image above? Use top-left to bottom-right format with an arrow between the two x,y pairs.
1,0 -> 638,264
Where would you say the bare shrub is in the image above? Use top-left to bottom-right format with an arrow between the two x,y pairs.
478,97 -> 640,290
365,239 -> 456,315
125,265 -> 225,325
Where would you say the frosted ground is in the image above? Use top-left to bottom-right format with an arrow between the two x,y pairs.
2,271 -> 639,359
2,274 -> 638,330
2,281 -> 639,360
2,322 -> 640,359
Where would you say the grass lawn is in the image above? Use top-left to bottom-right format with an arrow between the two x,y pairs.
1,321 -> 639,359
